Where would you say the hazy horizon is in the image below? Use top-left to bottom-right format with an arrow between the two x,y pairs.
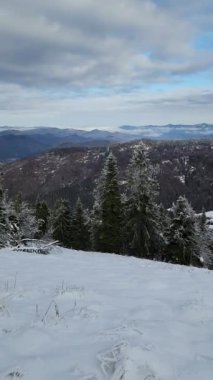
0,122 -> 213,136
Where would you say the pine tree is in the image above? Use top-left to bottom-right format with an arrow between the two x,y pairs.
166,196 -> 199,266
0,189 -> 18,247
71,198 -> 90,250
91,198 -> 102,252
197,209 -> 213,268
11,198 -> 38,244
35,201 -> 49,238
92,153 -> 123,254
208,231 -> 213,269
0,189 -> 8,247
0,189 -> 6,223
0,189 -> 38,247
125,143 -> 161,259
157,203 -> 170,261
14,192 -> 22,214
9,193 -> 23,241
52,200 -> 72,247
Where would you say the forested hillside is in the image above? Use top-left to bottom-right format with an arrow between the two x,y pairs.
1,139 -> 212,211
1,143 -> 212,269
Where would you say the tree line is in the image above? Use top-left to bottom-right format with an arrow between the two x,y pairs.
0,143 -> 212,268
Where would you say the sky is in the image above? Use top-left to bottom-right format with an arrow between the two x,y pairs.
0,0 -> 212,130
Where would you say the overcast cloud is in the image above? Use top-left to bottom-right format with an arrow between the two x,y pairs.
0,0 -> 212,128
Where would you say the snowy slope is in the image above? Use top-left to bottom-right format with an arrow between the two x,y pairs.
0,248 -> 213,380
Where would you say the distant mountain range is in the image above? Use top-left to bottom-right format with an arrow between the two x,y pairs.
0,127 -> 129,160
119,123 -> 213,139
0,123 -> 212,160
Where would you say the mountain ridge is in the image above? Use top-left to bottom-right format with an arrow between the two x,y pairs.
0,124 -> 213,161
1,139 -> 212,212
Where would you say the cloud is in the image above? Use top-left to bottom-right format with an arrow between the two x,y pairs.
0,0 -> 206,88
0,0 -> 212,126
0,82 -> 212,127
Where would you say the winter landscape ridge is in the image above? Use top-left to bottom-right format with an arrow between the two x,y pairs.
0,247 -> 213,380
0,124 -> 212,161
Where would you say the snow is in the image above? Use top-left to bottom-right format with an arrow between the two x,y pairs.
197,211 -> 213,220
0,248 -> 213,380
197,211 -> 213,229
205,211 -> 213,219
177,175 -> 185,184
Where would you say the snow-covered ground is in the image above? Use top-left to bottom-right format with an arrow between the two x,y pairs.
0,248 -> 213,380
206,211 -> 213,229
197,211 -> 213,229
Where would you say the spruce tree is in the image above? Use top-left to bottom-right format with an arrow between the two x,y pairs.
11,197 -> 38,244
14,192 -> 22,214
91,200 -> 102,252
92,153 -> 123,254
35,201 -> 49,238
0,189 -> 8,247
71,198 -> 90,250
0,189 -> 18,247
157,203 -> 170,261
52,200 -> 72,247
0,190 -> 38,246
126,143 -> 160,259
197,209 -> 213,268
0,189 -> 6,224
166,196 -> 199,266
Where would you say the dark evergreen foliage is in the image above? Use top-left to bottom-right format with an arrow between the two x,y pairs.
35,202 -> 49,238
92,153 -> 123,254
52,200 -> 72,248
197,209 -> 213,268
0,189 -> 6,225
71,198 -> 90,250
0,188 -> 7,247
14,192 -> 22,214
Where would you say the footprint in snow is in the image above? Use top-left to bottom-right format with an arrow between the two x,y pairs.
5,369 -> 23,378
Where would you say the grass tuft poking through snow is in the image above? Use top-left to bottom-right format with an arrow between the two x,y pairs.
0,248 -> 213,379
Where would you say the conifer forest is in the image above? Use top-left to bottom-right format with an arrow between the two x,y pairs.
1,143 -> 212,269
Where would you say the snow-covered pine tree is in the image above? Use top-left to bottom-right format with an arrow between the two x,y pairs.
91,192 -> 103,252
0,188 -> 8,247
35,201 -> 49,238
10,196 -> 38,244
92,153 -> 123,254
7,192 -> 23,244
166,196 -> 199,266
71,198 -> 90,250
0,190 -> 37,247
157,203 -> 170,260
197,209 -> 213,268
125,143 -> 161,259
208,231 -> 213,269
52,199 -> 72,248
